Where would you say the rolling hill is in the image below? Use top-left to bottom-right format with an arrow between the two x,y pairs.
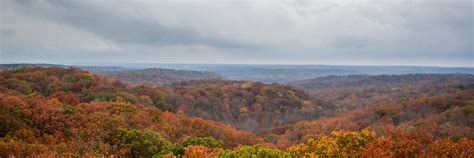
274,90 -> 474,146
95,68 -> 226,86
165,79 -> 336,133
289,74 -> 474,111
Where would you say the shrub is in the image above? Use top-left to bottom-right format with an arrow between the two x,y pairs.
462,101 -> 474,115
218,145 -> 293,158
156,137 -> 223,157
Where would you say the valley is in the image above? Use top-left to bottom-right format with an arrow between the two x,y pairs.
1,65 -> 473,157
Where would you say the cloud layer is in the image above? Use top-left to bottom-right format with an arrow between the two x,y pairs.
1,0 -> 472,66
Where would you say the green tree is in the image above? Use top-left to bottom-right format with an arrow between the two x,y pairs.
218,145 -> 293,158
111,128 -> 168,158
156,137 -> 223,157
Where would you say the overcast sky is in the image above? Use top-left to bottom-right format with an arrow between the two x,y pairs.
0,0 -> 472,67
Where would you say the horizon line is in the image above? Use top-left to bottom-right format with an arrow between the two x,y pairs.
1,62 -> 473,68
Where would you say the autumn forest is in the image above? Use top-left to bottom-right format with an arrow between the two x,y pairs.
2,0 -> 474,157
0,66 -> 473,157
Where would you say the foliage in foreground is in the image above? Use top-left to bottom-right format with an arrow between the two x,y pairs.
2,128 -> 474,157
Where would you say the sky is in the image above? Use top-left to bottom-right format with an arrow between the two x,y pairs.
0,0 -> 472,67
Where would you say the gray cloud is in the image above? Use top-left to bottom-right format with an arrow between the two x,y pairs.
0,0 -> 472,66
6,0 -> 254,49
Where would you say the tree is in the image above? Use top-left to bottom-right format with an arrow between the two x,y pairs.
430,138 -> 474,157
288,128 -> 376,157
110,128 -> 169,157
157,137 -> 223,157
218,145 -> 293,158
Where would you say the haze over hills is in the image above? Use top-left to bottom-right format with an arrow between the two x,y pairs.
4,63 -> 473,84
72,63 -> 474,83
2,0 -> 473,157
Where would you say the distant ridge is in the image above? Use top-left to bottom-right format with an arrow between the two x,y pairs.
2,63 -> 473,83
86,63 -> 474,83
97,68 -> 226,86
0,63 -> 132,72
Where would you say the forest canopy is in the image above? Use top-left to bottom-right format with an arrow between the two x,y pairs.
0,67 -> 473,157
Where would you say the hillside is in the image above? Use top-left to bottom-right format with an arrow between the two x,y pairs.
165,80 -> 335,133
98,68 -> 226,86
1,67 -> 473,157
0,66 -> 331,134
290,74 -> 474,111
274,90 -> 474,145
0,67 -> 261,157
